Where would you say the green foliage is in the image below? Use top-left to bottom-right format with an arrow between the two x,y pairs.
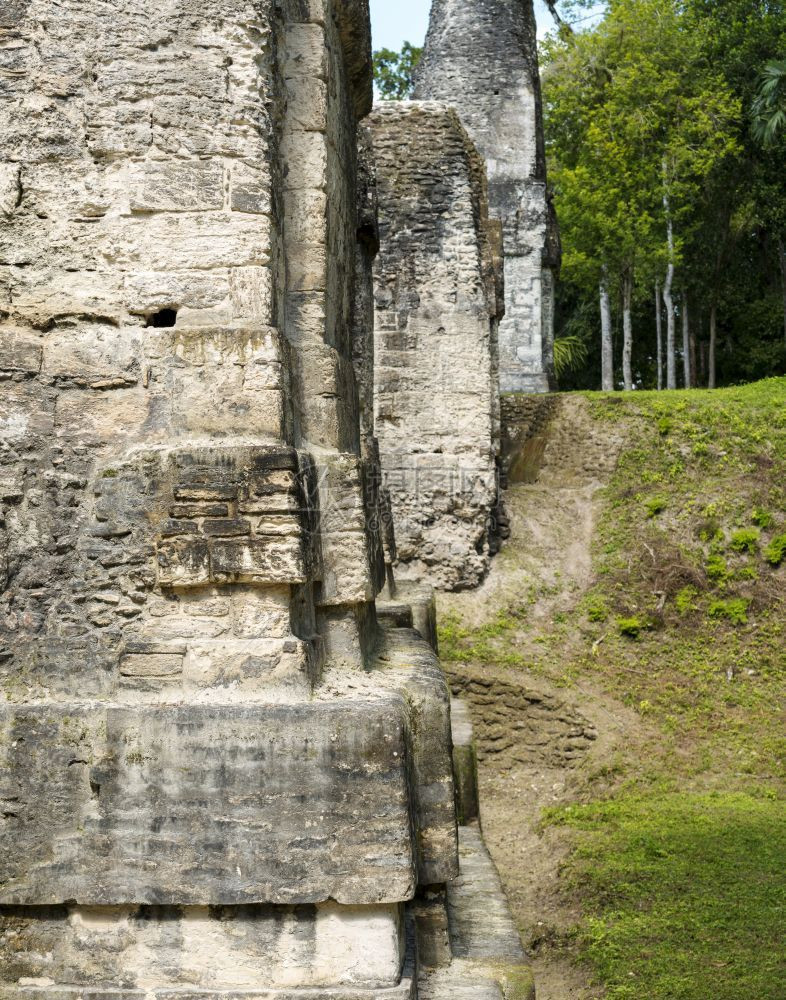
752,60 -> 786,146
542,0 -> 786,389
616,616 -> 644,639
547,792 -> 786,999
752,507 -> 774,528
657,415 -> 673,436
729,528 -> 760,553
645,496 -> 668,518
764,532 -> 786,566
708,597 -> 750,625
372,43 -> 422,100
553,335 -> 589,379
675,585 -> 699,614
706,552 -> 731,583
585,593 -> 610,622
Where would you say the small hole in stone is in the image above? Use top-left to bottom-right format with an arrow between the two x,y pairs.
90,779 -> 101,798
146,308 -> 178,328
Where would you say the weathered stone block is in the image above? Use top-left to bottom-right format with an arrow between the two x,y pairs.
0,326 -> 42,375
156,536 -> 212,588
107,213 -> 272,271
0,164 -> 21,218
128,160 -> 225,213
41,325 -> 140,388
0,901 -> 406,992
119,650 -> 185,678
0,699 -> 417,906
210,536 -> 306,584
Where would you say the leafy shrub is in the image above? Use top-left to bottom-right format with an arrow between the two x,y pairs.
553,335 -> 590,379
585,594 -> 610,622
696,517 -> 721,542
751,508 -> 774,528
708,598 -> 750,625
675,586 -> 699,614
706,553 -> 730,583
617,616 -> 645,638
764,533 -> 786,567
729,529 -> 760,554
646,496 -> 668,518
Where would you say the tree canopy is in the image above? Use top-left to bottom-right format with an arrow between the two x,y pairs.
543,0 -> 786,390
372,42 -> 422,100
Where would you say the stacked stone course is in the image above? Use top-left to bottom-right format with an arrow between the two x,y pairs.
370,103 -> 503,591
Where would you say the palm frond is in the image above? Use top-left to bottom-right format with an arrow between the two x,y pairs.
751,60 -> 786,146
553,335 -> 590,378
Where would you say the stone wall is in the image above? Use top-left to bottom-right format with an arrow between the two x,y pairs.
370,103 -> 503,592
0,1 -> 459,993
414,0 -> 560,394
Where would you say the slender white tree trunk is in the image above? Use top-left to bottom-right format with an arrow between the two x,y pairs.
682,292 -> 691,388
600,270 -> 614,391
655,280 -> 663,391
663,264 -> 676,389
709,301 -> 717,389
622,272 -> 634,391
778,236 -> 786,345
662,158 -> 677,390
690,323 -> 698,389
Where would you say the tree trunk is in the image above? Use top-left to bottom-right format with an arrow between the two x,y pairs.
778,236 -> 786,342
655,280 -> 663,391
622,272 -> 634,391
690,324 -> 698,389
662,159 -> 677,389
682,292 -> 691,389
709,301 -> 717,389
600,271 -> 614,391
663,266 -> 676,389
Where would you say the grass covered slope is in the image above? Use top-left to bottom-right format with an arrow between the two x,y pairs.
581,377 -> 785,775
549,791 -> 786,1000
439,378 -> 786,999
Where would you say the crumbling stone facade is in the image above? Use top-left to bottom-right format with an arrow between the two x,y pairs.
0,1 -> 456,993
0,1 -> 533,996
414,0 -> 560,393
370,103 -> 503,591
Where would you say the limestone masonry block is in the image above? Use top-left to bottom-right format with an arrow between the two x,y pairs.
0,700 -> 417,906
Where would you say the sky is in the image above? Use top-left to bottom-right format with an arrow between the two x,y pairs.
368,0 -> 555,52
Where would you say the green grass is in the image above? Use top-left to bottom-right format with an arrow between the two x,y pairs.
439,378 -> 786,996
546,791 -> 786,999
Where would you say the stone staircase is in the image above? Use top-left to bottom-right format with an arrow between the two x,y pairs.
416,701 -> 536,1000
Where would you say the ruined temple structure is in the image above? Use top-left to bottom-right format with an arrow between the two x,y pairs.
370,103 -> 503,591
0,1 -> 533,997
414,0 -> 561,394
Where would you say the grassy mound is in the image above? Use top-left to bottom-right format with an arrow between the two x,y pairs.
440,377 -> 786,996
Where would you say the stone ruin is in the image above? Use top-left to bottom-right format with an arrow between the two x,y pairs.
414,0 -> 561,394
0,0 -> 545,996
370,103 -> 503,592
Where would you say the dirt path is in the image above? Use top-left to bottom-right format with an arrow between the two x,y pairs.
438,396 -> 635,999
